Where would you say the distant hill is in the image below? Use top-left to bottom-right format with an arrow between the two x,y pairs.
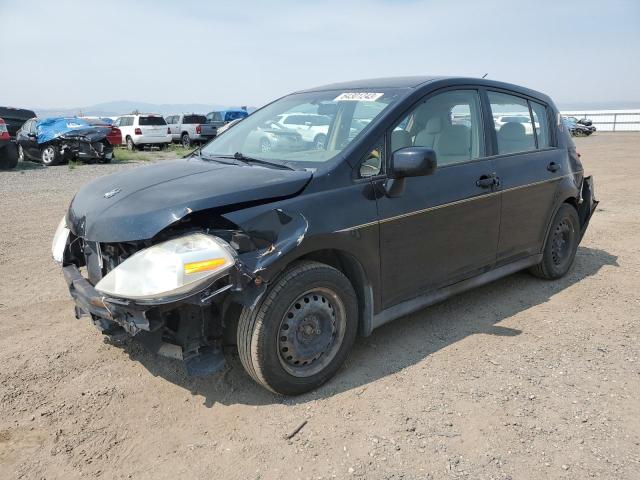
33,100 -> 258,118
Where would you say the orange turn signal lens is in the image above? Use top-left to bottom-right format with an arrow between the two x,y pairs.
183,258 -> 227,275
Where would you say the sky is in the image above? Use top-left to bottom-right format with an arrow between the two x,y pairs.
0,0 -> 638,109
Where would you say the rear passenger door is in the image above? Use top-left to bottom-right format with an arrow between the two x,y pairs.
485,90 -> 563,264
377,89 -> 501,309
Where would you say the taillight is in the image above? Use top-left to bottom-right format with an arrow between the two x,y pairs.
0,119 -> 9,140
167,127 -> 171,134
196,125 -> 201,134
135,128 -> 142,135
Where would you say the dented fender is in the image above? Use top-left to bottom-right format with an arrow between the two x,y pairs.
224,208 -> 309,307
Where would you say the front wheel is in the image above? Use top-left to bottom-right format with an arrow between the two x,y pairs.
237,261 -> 358,395
529,204 -> 580,280
41,145 -> 60,166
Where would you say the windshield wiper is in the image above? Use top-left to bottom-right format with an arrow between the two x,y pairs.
199,152 -> 242,166
229,152 -> 295,170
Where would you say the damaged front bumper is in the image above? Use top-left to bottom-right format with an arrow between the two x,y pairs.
60,208 -> 308,375
62,263 -> 233,375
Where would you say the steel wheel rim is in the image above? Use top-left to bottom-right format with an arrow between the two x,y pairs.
127,138 -> 134,150
42,147 -> 54,164
277,287 -> 347,378
182,136 -> 190,147
551,219 -> 573,265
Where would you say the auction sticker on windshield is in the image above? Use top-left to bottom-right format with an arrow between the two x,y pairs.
334,92 -> 384,102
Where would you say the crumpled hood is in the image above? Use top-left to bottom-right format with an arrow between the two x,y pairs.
67,157 -> 312,242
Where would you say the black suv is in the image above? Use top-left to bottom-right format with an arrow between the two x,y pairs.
53,77 -> 597,394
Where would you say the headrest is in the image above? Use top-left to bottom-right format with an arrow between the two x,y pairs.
391,129 -> 412,150
499,122 -> 526,141
425,117 -> 442,134
438,125 -> 470,155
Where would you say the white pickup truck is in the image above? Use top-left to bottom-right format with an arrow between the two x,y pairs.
165,114 -> 208,147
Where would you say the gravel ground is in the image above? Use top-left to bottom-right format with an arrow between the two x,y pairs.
0,134 -> 638,479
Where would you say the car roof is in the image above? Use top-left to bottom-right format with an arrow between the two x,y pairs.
295,76 -> 554,104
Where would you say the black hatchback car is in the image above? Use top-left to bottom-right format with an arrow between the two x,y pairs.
53,77 -> 597,394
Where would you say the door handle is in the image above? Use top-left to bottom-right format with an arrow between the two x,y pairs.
547,162 -> 560,172
476,173 -> 499,189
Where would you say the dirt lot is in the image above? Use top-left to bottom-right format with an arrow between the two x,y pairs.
1,135 -> 638,479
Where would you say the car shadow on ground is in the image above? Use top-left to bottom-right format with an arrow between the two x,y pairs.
114,246 -> 618,407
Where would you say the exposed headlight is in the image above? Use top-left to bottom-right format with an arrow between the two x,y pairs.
52,216 -> 70,264
94,233 -> 235,302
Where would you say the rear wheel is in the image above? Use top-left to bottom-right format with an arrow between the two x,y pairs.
181,133 -> 191,148
126,136 -> 135,151
530,204 -> 580,280
237,261 -> 358,395
41,145 -> 60,166
0,143 -> 19,169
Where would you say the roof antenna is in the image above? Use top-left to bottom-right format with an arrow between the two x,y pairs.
481,73 -> 488,78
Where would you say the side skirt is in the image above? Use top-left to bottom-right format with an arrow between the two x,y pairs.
370,254 -> 542,332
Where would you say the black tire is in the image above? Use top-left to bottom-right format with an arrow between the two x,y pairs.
237,260 -> 358,395
181,133 -> 191,148
41,145 -> 61,166
158,143 -> 167,151
126,136 -> 135,151
313,134 -> 326,150
530,204 -> 580,280
0,143 -> 19,169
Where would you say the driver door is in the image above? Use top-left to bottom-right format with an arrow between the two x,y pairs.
376,89 -> 500,308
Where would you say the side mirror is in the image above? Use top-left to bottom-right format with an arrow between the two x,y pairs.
385,147 -> 437,197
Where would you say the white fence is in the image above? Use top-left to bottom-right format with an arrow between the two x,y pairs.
560,110 -> 640,132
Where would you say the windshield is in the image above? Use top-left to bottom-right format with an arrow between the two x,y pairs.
139,116 -> 166,126
184,114 -> 206,124
201,89 -> 405,165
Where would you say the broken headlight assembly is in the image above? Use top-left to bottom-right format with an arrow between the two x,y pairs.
52,216 -> 70,264
94,233 -> 236,303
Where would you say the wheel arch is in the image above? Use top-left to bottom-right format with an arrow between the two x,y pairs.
223,247 -> 375,343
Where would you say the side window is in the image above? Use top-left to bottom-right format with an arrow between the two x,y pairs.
359,137 -> 385,178
530,101 -> 550,148
488,91 -> 536,154
29,120 -> 36,134
113,118 -> 121,127
390,89 -> 484,166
